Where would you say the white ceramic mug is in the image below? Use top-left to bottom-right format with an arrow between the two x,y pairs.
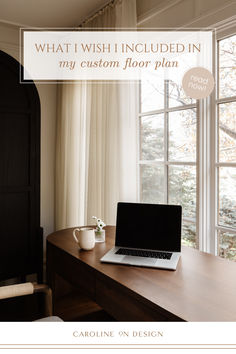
73,227 -> 95,250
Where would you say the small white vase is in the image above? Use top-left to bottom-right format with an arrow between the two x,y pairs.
95,229 -> 105,243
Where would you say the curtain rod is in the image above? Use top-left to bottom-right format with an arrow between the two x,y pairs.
79,0 -> 118,27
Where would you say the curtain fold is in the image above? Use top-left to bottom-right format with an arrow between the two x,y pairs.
55,83 -> 91,229
55,0 -> 137,230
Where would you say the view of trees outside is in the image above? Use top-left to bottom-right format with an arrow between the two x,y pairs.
168,109 -> 196,162
218,35 -> 236,261
141,77 -> 164,113
219,102 -> 236,163
168,165 -> 196,218
219,35 -> 236,98
219,167 -> 236,228
141,164 -> 164,203
140,114 -> 164,160
168,79 -> 195,107
218,230 -> 236,261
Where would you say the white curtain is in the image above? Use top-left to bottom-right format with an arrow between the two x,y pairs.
55,83 -> 91,229
55,0 -> 137,230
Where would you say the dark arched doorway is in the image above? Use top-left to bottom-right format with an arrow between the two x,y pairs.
0,50 -> 42,282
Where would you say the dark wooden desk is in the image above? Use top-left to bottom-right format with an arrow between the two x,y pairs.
47,226 -> 236,321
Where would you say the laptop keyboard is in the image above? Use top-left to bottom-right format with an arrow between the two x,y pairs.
115,248 -> 172,260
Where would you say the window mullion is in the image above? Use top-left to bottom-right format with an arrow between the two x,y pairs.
209,34 -> 218,255
164,80 -> 168,204
216,95 -> 236,104
198,97 -> 213,253
197,31 -> 217,255
138,103 -> 197,118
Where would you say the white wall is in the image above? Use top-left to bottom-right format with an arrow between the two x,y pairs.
137,0 -> 236,28
0,22 -> 57,252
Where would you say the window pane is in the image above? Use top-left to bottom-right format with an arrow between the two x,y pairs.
219,35 -> 236,99
168,80 -> 196,108
219,102 -> 236,162
219,167 -> 236,228
218,230 -> 236,262
141,74 -> 164,112
182,222 -> 197,248
169,109 -> 197,162
140,165 -> 164,203
168,165 -> 196,218
140,114 -> 164,161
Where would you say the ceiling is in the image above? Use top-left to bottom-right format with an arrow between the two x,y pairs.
0,0 -> 110,27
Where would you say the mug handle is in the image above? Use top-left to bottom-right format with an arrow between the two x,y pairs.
73,228 -> 80,244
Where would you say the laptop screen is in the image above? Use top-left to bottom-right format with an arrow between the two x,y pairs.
115,202 -> 182,252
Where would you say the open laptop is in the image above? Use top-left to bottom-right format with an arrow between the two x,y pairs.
100,202 -> 182,270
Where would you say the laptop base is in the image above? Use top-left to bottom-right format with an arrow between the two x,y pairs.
100,246 -> 180,270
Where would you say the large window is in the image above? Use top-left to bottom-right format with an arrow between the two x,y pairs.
139,32 -> 236,260
216,34 -> 236,260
